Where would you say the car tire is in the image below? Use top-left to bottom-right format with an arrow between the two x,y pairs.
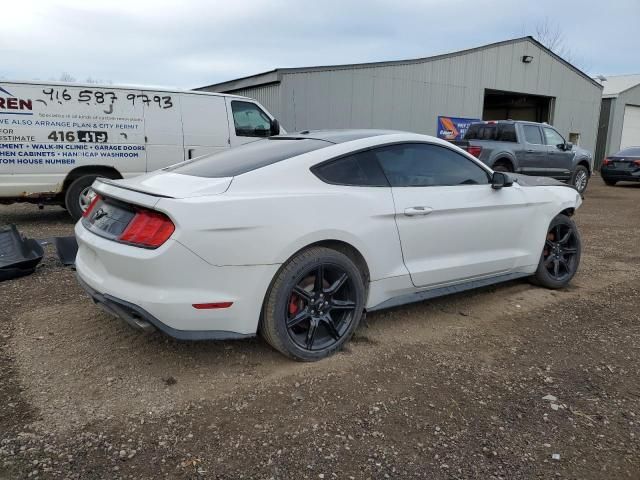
570,165 -> 590,194
603,179 -> 617,186
260,246 -> 366,361
64,175 -> 100,221
530,214 -> 581,289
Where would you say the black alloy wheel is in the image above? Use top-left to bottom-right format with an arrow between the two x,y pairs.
260,246 -> 365,361
286,264 -> 357,351
542,223 -> 579,282
531,214 -> 581,289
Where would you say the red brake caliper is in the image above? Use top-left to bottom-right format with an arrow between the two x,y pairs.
544,232 -> 554,256
289,294 -> 300,315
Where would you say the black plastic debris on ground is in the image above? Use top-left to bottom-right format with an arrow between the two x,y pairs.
53,236 -> 78,267
0,225 -> 45,282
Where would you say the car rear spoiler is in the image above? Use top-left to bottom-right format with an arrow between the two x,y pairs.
92,178 -> 172,210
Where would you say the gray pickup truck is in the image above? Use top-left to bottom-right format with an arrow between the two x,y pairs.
453,120 -> 594,194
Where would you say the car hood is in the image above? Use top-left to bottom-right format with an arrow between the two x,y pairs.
102,171 -> 233,199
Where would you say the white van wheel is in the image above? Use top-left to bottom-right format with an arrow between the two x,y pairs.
79,186 -> 97,212
64,175 -> 99,221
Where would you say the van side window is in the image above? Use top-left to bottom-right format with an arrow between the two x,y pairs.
231,101 -> 272,138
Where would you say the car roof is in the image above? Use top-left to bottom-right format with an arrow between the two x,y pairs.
472,120 -> 552,127
272,129 -> 401,144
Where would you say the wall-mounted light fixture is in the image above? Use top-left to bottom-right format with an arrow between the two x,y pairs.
522,55 -> 534,64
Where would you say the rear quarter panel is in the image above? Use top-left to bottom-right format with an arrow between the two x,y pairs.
154,140 -> 411,283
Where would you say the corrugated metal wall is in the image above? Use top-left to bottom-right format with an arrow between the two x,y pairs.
605,84 -> 640,156
226,83 -> 281,120
220,38 -> 602,153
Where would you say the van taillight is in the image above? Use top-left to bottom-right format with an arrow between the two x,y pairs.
83,194 -> 101,218
118,209 -> 175,249
467,146 -> 482,158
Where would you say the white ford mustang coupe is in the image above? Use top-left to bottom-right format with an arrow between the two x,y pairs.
75,130 -> 583,361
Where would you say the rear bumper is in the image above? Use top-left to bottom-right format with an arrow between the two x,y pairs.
74,221 -> 281,338
600,168 -> 640,181
77,274 -> 250,340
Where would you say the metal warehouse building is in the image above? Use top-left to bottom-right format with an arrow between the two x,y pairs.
595,74 -> 640,163
199,36 -> 602,153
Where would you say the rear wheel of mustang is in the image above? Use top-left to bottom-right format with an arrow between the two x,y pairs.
531,214 -> 581,289
260,247 -> 365,361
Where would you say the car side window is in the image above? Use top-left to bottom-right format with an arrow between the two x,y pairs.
543,127 -> 565,147
522,125 -> 543,144
231,101 -> 272,137
373,143 -> 490,187
312,150 -> 389,187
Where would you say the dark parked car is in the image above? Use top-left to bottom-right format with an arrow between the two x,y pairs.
601,147 -> 640,186
452,120 -> 594,194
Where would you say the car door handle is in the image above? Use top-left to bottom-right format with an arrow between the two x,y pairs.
404,206 -> 433,217
526,149 -> 535,153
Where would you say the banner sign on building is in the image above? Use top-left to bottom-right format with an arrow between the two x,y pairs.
437,116 -> 481,141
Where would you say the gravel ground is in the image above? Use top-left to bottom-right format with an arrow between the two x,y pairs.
1,177 -> 639,479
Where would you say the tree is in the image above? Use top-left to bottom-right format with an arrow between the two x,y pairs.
58,72 -> 76,82
527,18 -> 589,71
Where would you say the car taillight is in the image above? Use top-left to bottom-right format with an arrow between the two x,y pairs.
602,158 -> 612,166
467,146 -> 482,158
118,209 -> 175,248
634,160 -> 640,167
82,194 -> 101,218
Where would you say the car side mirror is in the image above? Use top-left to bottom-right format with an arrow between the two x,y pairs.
565,142 -> 573,150
270,118 -> 280,136
491,171 -> 514,190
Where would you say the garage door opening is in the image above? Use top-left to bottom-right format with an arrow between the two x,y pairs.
483,89 -> 553,123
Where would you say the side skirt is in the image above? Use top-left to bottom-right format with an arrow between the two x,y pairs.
367,272 -> 531,312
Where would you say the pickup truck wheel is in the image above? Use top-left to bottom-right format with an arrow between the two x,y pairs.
493,161 -> 513,173
571,166 -> 589,194
64,175 -> 100,221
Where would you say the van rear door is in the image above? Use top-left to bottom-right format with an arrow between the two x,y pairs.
179,93 -> 229,160
143,90 -> 184,172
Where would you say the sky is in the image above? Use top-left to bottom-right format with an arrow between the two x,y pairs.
1,0 -> 638,89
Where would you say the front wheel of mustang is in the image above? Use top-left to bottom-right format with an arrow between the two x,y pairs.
260,247 -> 365,361
531,214 -> 581,289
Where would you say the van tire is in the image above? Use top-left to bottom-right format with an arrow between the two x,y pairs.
64,175 -> 100,221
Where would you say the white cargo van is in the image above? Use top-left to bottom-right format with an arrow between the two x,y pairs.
0,80 -> 282,219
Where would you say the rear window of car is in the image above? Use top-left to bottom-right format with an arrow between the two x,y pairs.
312,150 -> 390,186
616,147 -> 640,157
464,123 -> 516,142
166,138 -> 331,178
